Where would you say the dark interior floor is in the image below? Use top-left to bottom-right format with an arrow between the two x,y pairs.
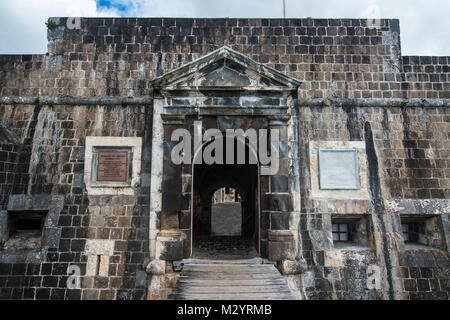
192,236 -> 258,260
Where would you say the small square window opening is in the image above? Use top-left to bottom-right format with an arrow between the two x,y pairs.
401,222 -> 420,243
332,223 -> 349,242
5,211 -> 47,249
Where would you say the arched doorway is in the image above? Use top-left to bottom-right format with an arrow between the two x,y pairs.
211,187 -> 241,236
149,46 -> 300,263
190,137 -> 260,259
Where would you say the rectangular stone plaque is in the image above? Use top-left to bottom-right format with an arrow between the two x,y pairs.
319,149 -> 360,190
97,152 -> 128,181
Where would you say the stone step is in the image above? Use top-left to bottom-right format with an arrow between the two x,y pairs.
168,263 -> 294,300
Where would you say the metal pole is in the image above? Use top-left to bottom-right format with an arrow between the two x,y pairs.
283,0 -> 286,19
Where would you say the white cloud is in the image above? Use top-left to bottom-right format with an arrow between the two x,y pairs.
0,0 -> 448,55
0,0 -> 118,54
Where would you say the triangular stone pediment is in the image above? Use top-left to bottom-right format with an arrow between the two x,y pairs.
201,66 -> 250,87
152,46 -> 300,91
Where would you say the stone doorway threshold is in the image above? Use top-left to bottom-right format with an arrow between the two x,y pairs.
167,263 -> 294,300
179,257 -> 265,265
191,236 -> 258,260
174,257 -> 277,272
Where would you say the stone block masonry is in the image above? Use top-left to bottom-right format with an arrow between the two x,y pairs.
0,104 -> 153,300
0,18 -> 447,100
0,17 -> 448,300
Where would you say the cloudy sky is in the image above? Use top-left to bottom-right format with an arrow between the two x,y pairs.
0,0 -> 448,56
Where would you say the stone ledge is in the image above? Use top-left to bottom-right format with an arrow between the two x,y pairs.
386,199 -> 450,215
0,248 -> 45,264
298,98 -> 450,108
268,230 -> 294,241
1,97 -> 448,108
0,96 -> 153,106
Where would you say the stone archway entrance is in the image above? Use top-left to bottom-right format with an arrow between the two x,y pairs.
148,46 -> 301,266
191,137 -> 260,259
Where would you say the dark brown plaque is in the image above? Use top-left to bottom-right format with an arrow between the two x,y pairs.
97,152 -> 128,181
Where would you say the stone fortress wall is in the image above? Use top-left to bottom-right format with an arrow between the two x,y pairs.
0,18 -> 448,300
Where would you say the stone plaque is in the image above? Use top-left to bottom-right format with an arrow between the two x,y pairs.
97,152 -> 128,181
319,149 -> 359,190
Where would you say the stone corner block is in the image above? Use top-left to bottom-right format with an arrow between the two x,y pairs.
85,239 -> 115,256
156,230 -> 186,261
268,230 -> 296,261
279,258 -> 307,275
146,259 -> 166,275
268,230 -> 295,242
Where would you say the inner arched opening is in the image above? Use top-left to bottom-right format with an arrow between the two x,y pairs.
211,187 -> 242,237
191,137 -> 260,260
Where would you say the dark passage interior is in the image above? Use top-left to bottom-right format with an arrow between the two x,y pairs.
191,138 -> 259,259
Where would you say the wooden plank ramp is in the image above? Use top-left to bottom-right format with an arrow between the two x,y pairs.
168,263 -> 294,300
